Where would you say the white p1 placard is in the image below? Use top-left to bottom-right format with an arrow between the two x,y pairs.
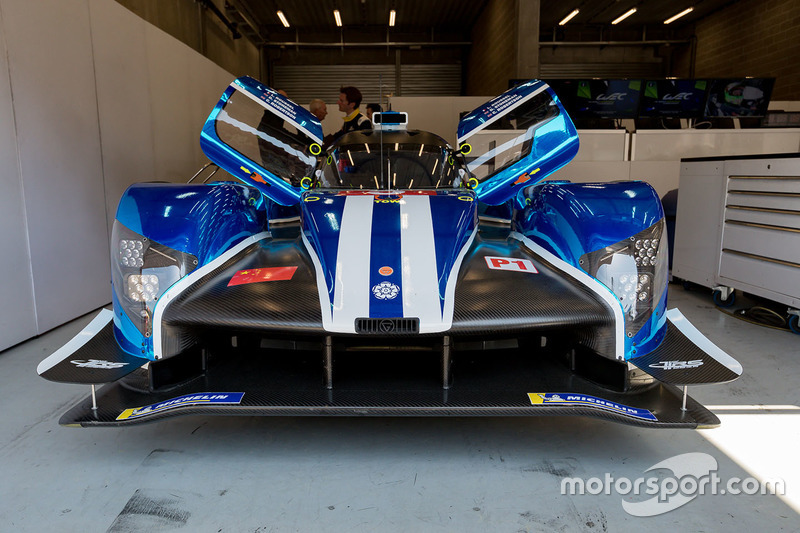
484,256 -> 538,274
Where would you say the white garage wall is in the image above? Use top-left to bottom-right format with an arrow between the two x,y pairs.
0,2 -> 37,350
0,0 -> 235,351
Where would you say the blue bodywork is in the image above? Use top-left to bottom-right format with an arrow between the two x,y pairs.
515,181 -> 668,358
301,190 -> 477,317
111,76 -> 669,364
113,182 -> 267,359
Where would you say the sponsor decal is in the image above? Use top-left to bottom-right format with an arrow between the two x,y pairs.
527,393 -> 657,421
378,266 -> 394,276
596,92 -> 628,101
116,392 -> 245,421
71,359 -> 129,369
374,198 -> 402,203
228,266 -> 297,286
485,256 -> 538,273
372,281 -> 400,300
649,360 -> 704,370
662,92 -> 693,101
511,168 -> 541,186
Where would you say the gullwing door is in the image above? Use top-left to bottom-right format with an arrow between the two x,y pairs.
200,76 -> 324,206
457,80 -> 579,205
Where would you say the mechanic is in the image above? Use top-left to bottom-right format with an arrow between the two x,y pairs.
309,98 -> 328,122
336,86 -> 371,136
366,103 -> 382,122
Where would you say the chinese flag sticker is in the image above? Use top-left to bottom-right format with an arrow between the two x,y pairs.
228,266 -> 298,287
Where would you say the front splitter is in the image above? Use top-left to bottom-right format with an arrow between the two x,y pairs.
60,347 -> 719,429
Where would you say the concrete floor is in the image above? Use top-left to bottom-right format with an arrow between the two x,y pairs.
1,286 -> 799,532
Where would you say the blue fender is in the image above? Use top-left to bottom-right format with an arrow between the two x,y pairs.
515,181 -> 668,359
115,182 -> 267,265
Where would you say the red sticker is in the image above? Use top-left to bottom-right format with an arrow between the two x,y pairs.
379,266 -> 394,276
484,256 -> 538,274
228,266 -> 298,286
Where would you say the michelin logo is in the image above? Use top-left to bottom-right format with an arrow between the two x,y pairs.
527,392 -> 656,421
116,392 -> 245,420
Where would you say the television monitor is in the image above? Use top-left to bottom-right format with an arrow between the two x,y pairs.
639,79 -> 708,118
572,79 -> 642,119
704,78 -> 775,118
542,79 -> 578,113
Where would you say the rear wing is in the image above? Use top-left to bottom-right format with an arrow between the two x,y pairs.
200,77 -> 324,206
457,80 -> 579,205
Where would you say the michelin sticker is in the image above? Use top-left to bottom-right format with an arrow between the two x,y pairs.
527,393 -> 656,421
116,392 -> 245,421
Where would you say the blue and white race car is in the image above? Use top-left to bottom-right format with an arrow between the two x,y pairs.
38,77 -> 741,428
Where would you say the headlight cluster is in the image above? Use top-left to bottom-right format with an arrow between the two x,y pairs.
119,239 -> 145,268
579,220 -> 668,339
111,221 -> 197,340
634,238 -> 659,267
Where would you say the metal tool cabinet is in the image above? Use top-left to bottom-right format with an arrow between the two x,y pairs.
673,153 -> 800,331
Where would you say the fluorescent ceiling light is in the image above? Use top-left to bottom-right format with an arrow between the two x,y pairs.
334,9 -> 342,27
611,7 -> 637,25
664,7 -> 694,24
276,10 -> 290,28
559,9 -> 579,26
389,9 -> 396,27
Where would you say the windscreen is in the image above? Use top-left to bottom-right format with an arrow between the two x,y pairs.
214,87 -> 318,187
319,141 -> 464,189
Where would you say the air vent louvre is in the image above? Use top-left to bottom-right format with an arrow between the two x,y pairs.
355,318 -> 420,335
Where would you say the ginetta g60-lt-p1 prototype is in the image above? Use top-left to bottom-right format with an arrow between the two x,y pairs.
39,77 -> 741,428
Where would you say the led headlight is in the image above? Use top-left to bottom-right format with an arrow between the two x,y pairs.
111,221 -> 197,340
579,220 -> 668,339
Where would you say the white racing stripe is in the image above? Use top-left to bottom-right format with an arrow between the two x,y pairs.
666,308 -> 743,375
37,309 -> 114,375
440,227 -> 479,332
331,195 -> 374,332
510,232 -> 626,360
153,231 -> 271,359
400,196 -> 444,329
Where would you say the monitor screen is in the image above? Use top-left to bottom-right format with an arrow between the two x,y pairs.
572,79 -> 642,119
704,78 -> 775,117
639,79 -> 708,118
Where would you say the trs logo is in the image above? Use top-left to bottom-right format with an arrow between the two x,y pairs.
662,92 -> 693,101
485,256 -> 538,274
596,93 -> 627,101
649,360 -> 704,370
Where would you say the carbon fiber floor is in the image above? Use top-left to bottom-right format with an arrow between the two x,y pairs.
60,346 -> 717,428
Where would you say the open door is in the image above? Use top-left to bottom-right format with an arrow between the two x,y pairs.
200,76 -> 324,206
457,80 -> 579,205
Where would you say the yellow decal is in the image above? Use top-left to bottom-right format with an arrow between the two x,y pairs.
531,167 -> 541,174
304,196 -> 321,202
240,166 -> 251,174
117,408 -> 136,420
457,195 -> 474,202
468,177 -> 479,189
459,143 -> 472,155
528,393 -> 546,404
300,177 -> 312,190
309,143 -> 322,155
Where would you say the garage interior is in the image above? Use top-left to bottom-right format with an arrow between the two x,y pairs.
1,0 -> 799,530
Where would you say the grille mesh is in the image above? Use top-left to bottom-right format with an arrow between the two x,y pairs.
355,318 -> 420,335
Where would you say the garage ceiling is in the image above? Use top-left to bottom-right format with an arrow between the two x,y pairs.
224,0 -> 741,43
